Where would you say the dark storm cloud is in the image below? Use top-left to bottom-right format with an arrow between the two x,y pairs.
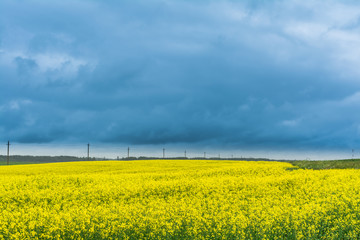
1,0 -> 360,150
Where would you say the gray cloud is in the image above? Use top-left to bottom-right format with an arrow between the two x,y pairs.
1,0 -> 360,151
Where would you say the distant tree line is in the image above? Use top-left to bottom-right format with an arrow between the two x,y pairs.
0,155 -> 276,165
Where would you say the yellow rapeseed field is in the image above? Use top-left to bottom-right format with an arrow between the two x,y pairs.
0,160 -> 359,239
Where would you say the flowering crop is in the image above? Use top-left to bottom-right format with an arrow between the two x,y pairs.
0,160 -> 360,239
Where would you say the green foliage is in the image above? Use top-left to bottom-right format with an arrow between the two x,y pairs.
288,159 -> 360,170
0,155 -> 93,165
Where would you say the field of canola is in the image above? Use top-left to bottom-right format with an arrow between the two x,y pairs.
0,160 -> 360,239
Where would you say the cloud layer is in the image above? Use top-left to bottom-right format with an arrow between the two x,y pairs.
1,0 -> 360,150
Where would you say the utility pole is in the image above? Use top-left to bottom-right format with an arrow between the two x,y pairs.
87,143 -> 90,161
204,152 -> 206,158
163,148 -> 165,159
7,141 -> 10,165
185,150 -> 187,158
127,147 -> 130,158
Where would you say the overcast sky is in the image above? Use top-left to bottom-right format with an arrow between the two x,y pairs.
1,0 -> 360,153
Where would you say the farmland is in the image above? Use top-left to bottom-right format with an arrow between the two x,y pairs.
1,160 -> 360,239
